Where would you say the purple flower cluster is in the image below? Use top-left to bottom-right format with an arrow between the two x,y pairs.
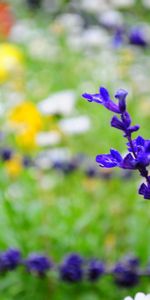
0,248 -> 150,287
59,254 -> 84,282
82,87 -> 150,199
24,253 -> 53,276
0,248 -> 21,272
0,146 -> 132,180
113,256 -> 139,287
129,27 -> 148,47
113,26 -> 149,48
86,259 -> 105,281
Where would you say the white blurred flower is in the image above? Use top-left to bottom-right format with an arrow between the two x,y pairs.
124,292 -> 150,300
67,27 -> 109,51
54,13 -> 84,34
9,20 -> 39,44
67,33 -> 83,51
142,0 -> 150,8
28,36 -> 59,61
38,90 -> 76,116
44,147 -> 71,162
82,26 -> 109,48
80,0 -> 110,12
42,0 -> 60,12
35,148 -> 70,169
59,116 -> 91,135
111,0 -> 135,7
99,10 -> 123,29
36,131 -> 61,146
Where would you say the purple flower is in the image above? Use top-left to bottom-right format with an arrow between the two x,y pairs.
25,254 -> 53,276
82,85 -> 150,200
139,182 -> 150,200
0,148 -> 13,161
113,256 -> 139,287
82,87 -> 121,113
87,259 -> 105,281
115,89 -> 128,113
52,160 -> 77,174
113,29 -> 124,48
96,149 -> 123,168
59,254 -> 84,283
85,166 -> 98,178
0,248 -> 21,272
22,156 -> 32,167
127,136 -> 150,155
111,114 -> 139,136
129,26 -> 148,47
122,153 -> 150,170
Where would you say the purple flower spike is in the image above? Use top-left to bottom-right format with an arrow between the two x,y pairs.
82,85 -> 150,200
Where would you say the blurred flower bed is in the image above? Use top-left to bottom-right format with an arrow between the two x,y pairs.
0,0 -> 150,299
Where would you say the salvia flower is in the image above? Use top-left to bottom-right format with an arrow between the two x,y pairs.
82,86 -> 150,199
0,248 -> 21,272
83,87 -> 122,114
25,253 -> 53,276
59,253 -> 84,283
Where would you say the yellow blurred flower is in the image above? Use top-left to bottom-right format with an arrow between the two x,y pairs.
0,43 -> 23,83
9,101 -> 42,130
8,101 -> 43,149
5,155 -> 22,177
105,233 -> 116,252
119,48 -> 134,64
16,128 -> 38,149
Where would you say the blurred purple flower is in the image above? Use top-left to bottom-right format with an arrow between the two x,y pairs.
0,148 -> 13,161
0,248 -> 21,272
113,256 -> 139,287
129,27 -> 148,47
87,259 -> 105,281
59,253 -> 84,283
25,253 -> 53,276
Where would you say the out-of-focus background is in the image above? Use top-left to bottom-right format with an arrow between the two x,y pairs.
0,0 -> 150,299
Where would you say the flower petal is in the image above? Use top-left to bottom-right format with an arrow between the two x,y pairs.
110,149 -> 122,162
82,93 -> 102,104
121,153 -> 135,169
115,88 -> 128,112
111,116 -> 125,130
96,154 -> 118,168
134,293 -> 146,300
99,87 -> 110,102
